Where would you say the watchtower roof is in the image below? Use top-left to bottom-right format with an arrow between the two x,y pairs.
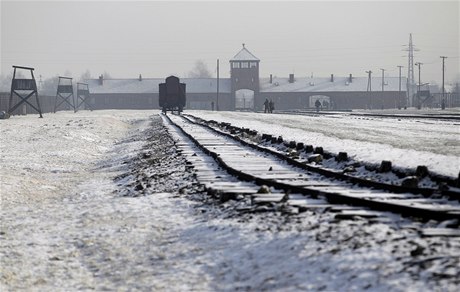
230,44 -> 260,62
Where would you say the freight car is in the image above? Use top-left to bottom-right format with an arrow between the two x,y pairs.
159,76 -> 186,114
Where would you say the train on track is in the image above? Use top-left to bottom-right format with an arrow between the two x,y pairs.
159,75 -> 186,114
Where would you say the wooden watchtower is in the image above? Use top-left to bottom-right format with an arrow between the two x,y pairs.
8,65 -> 43,118
76,83 -> 92,112
54,76 -> 75,113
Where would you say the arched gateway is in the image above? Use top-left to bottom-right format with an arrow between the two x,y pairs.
235,89 -> 254,110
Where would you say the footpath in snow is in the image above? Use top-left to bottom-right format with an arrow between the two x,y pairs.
1,110 -> 459,291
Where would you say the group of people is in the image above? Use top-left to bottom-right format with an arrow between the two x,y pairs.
263,98 -> 275,113
315,99 -> 331,112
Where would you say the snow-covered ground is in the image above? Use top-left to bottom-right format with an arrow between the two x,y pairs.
190,110 -> 460,178
1,110 -> 459,291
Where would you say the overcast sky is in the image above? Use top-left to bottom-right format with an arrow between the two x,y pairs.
1,1 -> 458,84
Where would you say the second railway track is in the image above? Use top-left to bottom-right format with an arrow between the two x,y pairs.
163,113 -> 460,225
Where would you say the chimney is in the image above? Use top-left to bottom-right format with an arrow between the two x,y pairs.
330,74 -> 334,82
98,74 -> 103,85
139,74 -> 142,81
289,73 -> 294,83
269,74 -> 272,84
349,74 -> 353,83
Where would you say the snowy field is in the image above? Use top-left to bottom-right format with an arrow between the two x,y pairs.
1,110 -> 459,291
191,110 -> 460,178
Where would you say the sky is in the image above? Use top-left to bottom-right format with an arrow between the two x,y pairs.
1,0 -> 459,85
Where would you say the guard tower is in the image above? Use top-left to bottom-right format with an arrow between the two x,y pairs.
75,83 -> 92,112
230,44 -> 260,110
54,76 -> 75,113
8,66 -> 43,118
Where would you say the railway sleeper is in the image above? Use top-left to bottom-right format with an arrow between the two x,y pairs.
184,114 -> 459,201
168,114 -> 460,222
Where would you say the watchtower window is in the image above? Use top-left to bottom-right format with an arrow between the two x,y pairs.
241,62 -> 249,68
250,62 -> 257,68
232,62 -> 240,69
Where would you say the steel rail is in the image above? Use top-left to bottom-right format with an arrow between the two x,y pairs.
164,113 -> 460,222
184,114 -> 459,201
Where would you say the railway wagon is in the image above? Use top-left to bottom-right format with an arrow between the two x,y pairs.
159,76 -> 186,114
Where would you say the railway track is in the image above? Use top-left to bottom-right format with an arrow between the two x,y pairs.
275,109 -> 460,121
162,113 -> 460,229
185,114 -> 459,197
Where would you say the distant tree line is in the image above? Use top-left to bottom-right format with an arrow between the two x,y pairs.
187,60 -> 213,78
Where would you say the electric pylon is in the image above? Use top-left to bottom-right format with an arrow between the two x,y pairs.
403,33 -> 419,107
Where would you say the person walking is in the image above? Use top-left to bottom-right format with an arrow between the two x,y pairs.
315,99 -> 321,112
264,98 -> 269,113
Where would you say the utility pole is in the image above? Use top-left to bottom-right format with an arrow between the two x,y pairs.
39,75 -> 43,90
440,56 -> 447,104
216,58 -> 220,111
380,68 -> 385,91
366,70 -> 372,109
415,62 -> 422,109
397,65 -> 404,108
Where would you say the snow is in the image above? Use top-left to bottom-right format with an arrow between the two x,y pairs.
1,110 -> 459,291
190,110 -> 460,178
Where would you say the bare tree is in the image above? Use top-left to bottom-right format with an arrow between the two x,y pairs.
0,71 -> 25,92
188,60 -> 213,78
102,71 -> 112,79
63,70 -> 72,78
79,70 -> 92,82
453,73 -> 460,93
0,74 -> 13,92
40,75 -> 59,95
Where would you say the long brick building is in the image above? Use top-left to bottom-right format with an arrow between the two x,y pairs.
85,45 -> 408,111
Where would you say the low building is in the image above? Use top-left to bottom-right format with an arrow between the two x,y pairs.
257,74 -> 407,110
85,45 -> 408,111
85,76 -> 232,111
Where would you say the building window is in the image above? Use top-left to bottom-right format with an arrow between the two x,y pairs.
250,62 -> 257,68
235,78 -> 238,83
241,62 -> 249,68
232,62 -> 240,69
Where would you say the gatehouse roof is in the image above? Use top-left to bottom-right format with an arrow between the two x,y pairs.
230,44 -> 260,62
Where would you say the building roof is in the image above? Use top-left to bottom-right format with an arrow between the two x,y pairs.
85,78 -> 231,94
230,45 -> 260,62
260,76 -> 408,93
